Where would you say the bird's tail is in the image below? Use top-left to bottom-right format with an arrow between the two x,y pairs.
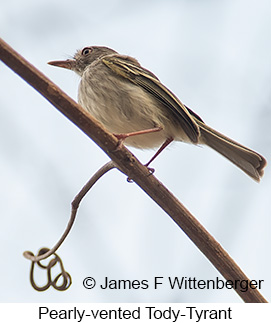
198,121 -> 266,181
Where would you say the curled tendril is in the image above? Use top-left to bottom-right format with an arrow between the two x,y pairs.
23,161 -> 116,291
28,248 -> 72,291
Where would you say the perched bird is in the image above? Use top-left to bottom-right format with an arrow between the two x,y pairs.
48,46 -> 266,181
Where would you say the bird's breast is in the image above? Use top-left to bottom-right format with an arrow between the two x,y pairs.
78,65 -> 190,148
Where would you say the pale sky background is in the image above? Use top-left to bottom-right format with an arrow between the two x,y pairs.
0,0 -> 271,303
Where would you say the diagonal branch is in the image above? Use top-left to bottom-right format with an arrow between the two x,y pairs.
0,38 -> 267,303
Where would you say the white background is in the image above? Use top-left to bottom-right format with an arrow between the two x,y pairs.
0,0 -> 270,302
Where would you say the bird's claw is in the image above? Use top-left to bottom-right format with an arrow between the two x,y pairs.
126,166 -> 155,183
147,167 -> 155,176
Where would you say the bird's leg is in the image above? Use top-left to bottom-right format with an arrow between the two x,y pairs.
113,126 -> 163,150
127,137 -> 173,182
113,128 -> 172,182
126,137 -> 173,183
144,137 -> 173,173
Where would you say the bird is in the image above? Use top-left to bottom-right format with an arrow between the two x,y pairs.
48,46 -> 266,181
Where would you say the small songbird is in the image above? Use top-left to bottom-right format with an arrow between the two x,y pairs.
48,46 -> 266,181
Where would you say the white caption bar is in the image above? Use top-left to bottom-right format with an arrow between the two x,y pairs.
1,303 -> 270,322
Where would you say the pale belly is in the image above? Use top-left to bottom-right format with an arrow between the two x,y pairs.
78,68 -> 190,149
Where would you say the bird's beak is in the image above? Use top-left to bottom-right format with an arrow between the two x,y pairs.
47,59 -> 75,70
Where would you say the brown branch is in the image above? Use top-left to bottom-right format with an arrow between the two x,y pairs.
0,38 -> 267,303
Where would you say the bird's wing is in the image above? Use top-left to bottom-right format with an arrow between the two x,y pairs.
102,55 -> 200,143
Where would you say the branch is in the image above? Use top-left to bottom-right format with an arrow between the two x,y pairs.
23,161 -> 116,262
0,38 -> 267,303
23,161 -> 115,291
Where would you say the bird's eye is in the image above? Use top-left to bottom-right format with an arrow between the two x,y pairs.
82,47 -> 92,56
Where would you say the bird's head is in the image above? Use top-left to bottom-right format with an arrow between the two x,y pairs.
48,46 -> 117,76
